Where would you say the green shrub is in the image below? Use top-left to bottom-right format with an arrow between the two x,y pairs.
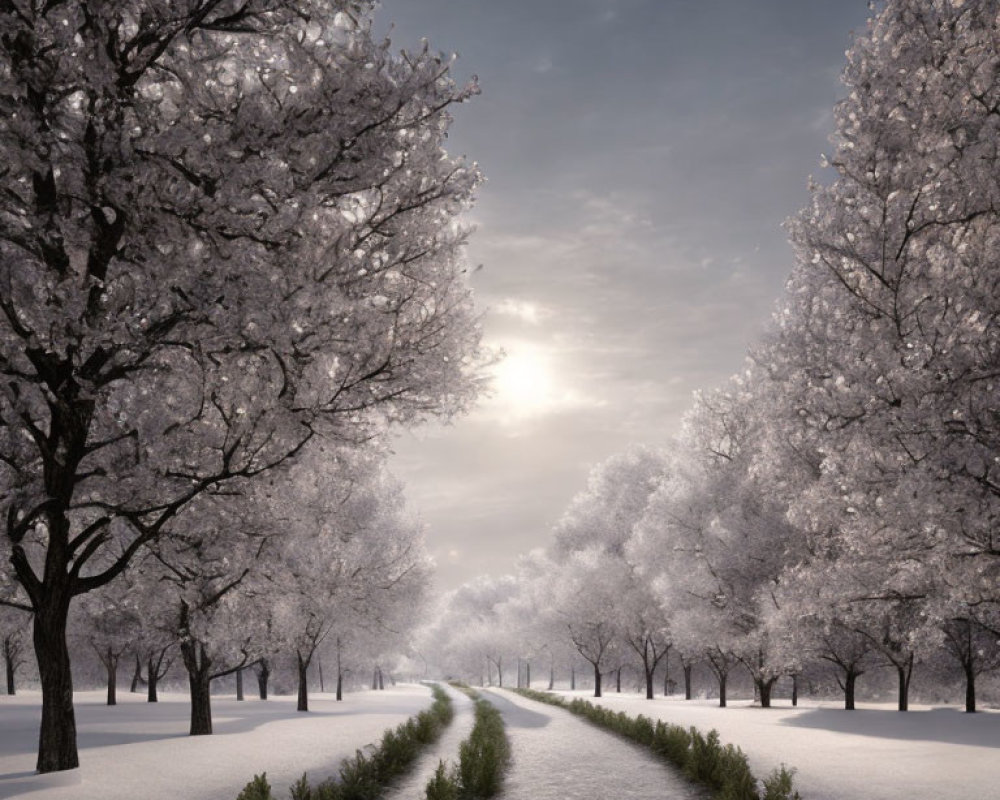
236,774 -> 273,800
236,683 -> 455,800
425,761 -> 460,800
761,766 -> 802,800
510,688 -> 801,800
456,698 -> 510,798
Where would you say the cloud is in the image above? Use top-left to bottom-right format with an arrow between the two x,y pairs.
492,298 -> 549,325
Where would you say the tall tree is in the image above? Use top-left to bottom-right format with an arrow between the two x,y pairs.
775,0 -> 1000,678
0,0 -> 485,771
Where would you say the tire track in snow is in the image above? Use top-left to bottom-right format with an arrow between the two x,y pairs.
383,684 -> 476,800
484,689 -> 704,800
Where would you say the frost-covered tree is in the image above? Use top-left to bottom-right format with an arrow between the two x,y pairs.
0,0 -> 486,770
145,488 -> 275,735
940,613 -> 1000,713
419,574 -> 518,686
551,447 -> 670,699
550,548 -> 623,698
265,445 -> 431,711
553,447 -> 666,558
775,0 -> 1000,675
1,604 -> 29,695
639,377 -> 804,707
70,576 -> 141,706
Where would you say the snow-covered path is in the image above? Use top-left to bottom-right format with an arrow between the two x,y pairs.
383,683 -> 476,800
567,691 -> 1000,800
484,689 -> 702,800
0,685 -> 433,800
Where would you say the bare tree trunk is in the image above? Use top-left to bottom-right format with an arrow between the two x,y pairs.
105,647 -> 118,706
683,663 -> 693,700
896,657 -> 912,712
547,660 -> 554,691
188,671 -> 212,735
791,673 -> 798,707
718,672 -> 727,707
33,594 -> 79,771
129,652 -> 144,693
335,641 -> 343,701
235,667 -> 244,701
526,661 -> 531,688
616,666 -> 621,693
256,659 -> 269,701
318,658 -> 324,693
570,666 -> 576,691
755,676 -> 776,708
297,652 -> 310,712
964,661 -> 976,713
843,670 -> 858,710
645,665 -> 655,700
147,655 -> 160,703
3,635 -> 19,695
377,666 -> 384,690
181,639 -> 214,735
592,663 -> 602,698
5,647 -> 14,695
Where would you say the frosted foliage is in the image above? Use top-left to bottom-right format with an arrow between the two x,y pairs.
552,446 -> 667,557
417,574 -> 520,682
0,0 -> 485,611
260,444 -> 432,671
638,373 -> 804,690
771,0 -> 1000,638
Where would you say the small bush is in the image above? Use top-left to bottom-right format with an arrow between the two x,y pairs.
425,761 -> 460,800
236,773 -> 273,800
236,683 -> 455,800
761,766 -> 802,800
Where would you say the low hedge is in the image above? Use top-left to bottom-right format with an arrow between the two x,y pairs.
512,688 -> 800,800
424,685 -> 511,800
237,683 -> 455,800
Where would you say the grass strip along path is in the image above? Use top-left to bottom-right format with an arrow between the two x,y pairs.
513,688 -> 801,800
236,683 -> 455,800
424,684 -> 511,800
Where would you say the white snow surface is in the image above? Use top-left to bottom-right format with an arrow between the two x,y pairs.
555,690 -> 1000,800
486,688 -> 701,800
0,685 -> 433,800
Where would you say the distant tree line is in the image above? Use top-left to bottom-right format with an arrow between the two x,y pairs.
421,0 -> 1000,715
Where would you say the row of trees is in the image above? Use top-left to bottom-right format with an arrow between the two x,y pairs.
424,0 -> 1000,714
0,0 -> 488,773
3,444 -> 428,717
3,442 -> 430,713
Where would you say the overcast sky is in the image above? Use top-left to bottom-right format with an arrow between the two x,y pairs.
374,0 -> 873,590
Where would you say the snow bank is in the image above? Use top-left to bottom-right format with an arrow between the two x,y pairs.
557,691 -> 1000,800
0,685 -> 432,800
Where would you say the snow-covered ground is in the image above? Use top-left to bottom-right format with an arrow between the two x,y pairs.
486,688 -> 701,800
0,685 -> 433,800
556,690 -> 1000,800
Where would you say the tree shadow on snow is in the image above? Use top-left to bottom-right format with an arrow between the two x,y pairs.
0,770 -> 81,798
780,707 -> 1000,748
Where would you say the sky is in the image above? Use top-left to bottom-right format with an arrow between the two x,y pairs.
374,0 -> 873,590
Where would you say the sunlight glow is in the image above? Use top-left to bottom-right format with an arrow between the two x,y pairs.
490,343 -> 556,418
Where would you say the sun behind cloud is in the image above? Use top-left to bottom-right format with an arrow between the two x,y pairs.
482,340 -> 604,424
